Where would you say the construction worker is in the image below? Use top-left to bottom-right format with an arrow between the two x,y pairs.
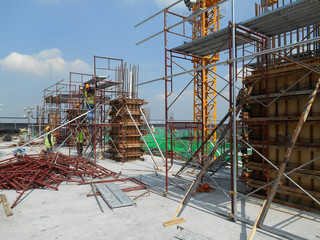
242,103 -> 252,113
45,126 -> 54,152
75,128 -> 85,156
84,83 -> 95,120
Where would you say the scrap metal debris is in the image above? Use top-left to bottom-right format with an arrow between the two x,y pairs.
0,150 -> 146,208
193,183 -> 215,193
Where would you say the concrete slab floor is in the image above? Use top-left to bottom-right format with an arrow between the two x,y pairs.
0,142 -> 319,240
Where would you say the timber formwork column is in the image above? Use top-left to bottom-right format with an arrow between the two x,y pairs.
243,59 -> 320,213
108,98 -> 147,162
241,0 -> 320,214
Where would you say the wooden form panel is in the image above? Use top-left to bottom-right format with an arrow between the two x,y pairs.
108,98 -> 147,162
243,59 -> 320,212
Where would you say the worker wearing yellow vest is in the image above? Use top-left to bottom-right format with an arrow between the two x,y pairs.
242,103 -> 252,113
75,128 -> 85,156
45,126 -> 54,152
84,83 -> 95,120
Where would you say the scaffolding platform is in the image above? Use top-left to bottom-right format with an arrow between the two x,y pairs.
172,0 -> 320,57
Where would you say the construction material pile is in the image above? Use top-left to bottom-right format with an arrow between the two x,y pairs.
0,150 -> 118,208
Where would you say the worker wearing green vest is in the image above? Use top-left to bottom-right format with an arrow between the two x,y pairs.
242,103 -> 252,113
45,126 -> 54,152
75,128 -> 85,156
84,83 -> 95,120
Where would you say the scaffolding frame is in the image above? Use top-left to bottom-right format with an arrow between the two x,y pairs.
38,56 -> 131,163
135,0 -> 320,237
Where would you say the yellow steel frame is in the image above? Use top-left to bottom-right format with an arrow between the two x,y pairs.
193,0 -> 220,146
261,0 -> 279,7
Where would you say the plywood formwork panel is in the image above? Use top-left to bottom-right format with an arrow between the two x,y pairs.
107,98 -> 147,162
243,58 -> 320,212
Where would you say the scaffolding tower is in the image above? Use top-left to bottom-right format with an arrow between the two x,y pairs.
38,55 -> 147,162
135,0 -> 320,237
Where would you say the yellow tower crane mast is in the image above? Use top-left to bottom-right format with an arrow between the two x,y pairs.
186,0 -> 221,149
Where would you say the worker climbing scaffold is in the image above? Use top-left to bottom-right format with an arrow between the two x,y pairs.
84,83 -> 95,121
44,126 -> 54,152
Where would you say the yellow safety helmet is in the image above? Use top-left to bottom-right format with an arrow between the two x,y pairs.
76,103 -> 80,107
85,84 -> 90,89
46,126 -> 50,132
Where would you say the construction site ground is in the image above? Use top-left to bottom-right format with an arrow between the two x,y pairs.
0,141 -> 319,240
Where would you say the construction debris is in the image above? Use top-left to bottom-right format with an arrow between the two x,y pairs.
0,194 -> 13,217
0,150 -> 122,208
194,183 -> 215,193
96,183 -> 135,210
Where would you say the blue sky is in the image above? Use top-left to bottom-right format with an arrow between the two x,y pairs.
0,0 -> 255,121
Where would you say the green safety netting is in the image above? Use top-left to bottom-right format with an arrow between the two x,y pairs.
141,128 -> 232,161
105,127 -> 251,163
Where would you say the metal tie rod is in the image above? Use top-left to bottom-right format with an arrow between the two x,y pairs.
134,36 -> 320,87
134,0 -> 183,28
139,108 -> 165,164
90,181 -> 104,213
126,106 -> 161,171
240,138 -> 320,207
136,0 -> 229,46
238,139 -> 320,201
43,79 -> 64,91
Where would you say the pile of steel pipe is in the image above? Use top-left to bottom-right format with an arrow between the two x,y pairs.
0,150 -> 118,208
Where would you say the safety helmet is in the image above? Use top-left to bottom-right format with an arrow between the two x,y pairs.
85,84 -> 90,89
45,126 -> 50,132
76,103 -> 80,107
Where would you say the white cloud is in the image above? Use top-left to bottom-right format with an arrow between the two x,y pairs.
0,48 -> 91,78
35,48 -> 62,60
69,59 -> 91,72
156,93 -> 165,100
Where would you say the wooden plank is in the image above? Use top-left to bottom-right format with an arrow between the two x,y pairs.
248,200 -> 266,240
248,179 -> 320,199
249,89 -> 320,100
163,218 -> 186,227
245,59 -> 320,81
0,194 -> 13,217
248,116 -> 320,121
251,193 -> 320,214
247,162 -> 320,179
249,142 -> 320,152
